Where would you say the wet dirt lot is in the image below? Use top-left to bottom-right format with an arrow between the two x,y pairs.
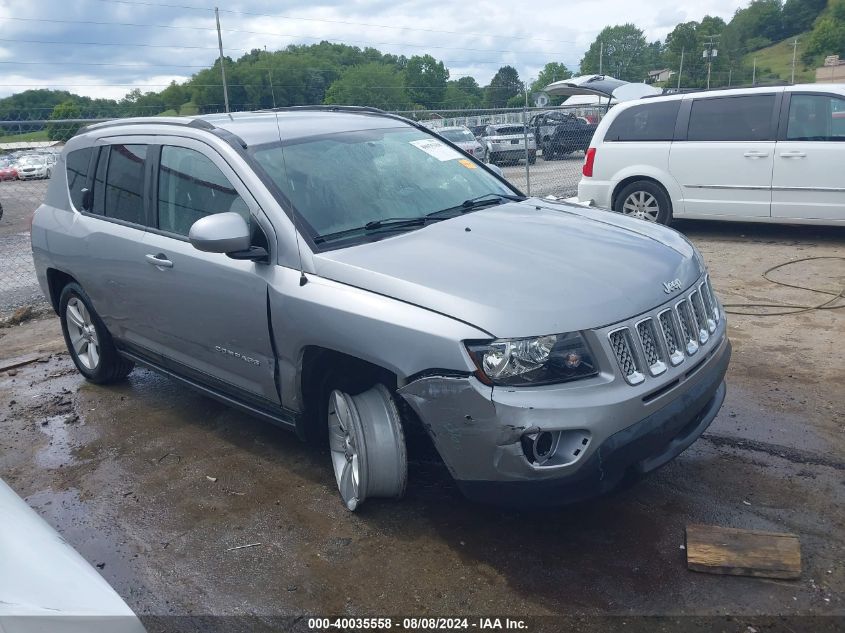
1,220 -> 843,625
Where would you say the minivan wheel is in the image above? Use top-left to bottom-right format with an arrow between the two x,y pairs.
614,181 -> 672,225
59,283 -> 134,384
326,382 -> 407,511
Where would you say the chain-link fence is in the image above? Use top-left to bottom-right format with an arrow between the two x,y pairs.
0,106 -> 600,314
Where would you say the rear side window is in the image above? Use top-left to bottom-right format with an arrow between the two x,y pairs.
687,95 -> 776,141
786,93 -> 845,141
605,101 -> 681,142
104,144 -> 147,224
157,146 -> 249,236
65,147 -> 94,210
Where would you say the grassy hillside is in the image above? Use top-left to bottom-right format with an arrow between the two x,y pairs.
0,129 -> 49,144
743,33 -> 817,83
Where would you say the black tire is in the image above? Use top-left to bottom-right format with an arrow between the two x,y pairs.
0,201 -> 3,222
528,153 -> 537,165
59,282 -> 134,384
542,140 -> 558,160
613,180 -> 673,225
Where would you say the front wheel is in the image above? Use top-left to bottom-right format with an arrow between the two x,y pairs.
59,283 -> 134,383
326,382 -> 407,511
614,180 -> 672,225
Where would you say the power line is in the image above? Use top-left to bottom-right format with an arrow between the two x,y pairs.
0,17 -> 579,56
87,0 -> 578,44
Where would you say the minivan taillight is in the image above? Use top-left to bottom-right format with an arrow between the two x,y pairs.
582,148 -> 596,178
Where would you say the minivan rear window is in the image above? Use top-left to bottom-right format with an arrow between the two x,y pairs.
687,94 -> 776,142
604,101 -> 681,142
66,147 -> 94,210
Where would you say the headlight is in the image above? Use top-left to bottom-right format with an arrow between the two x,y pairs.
465,332 -> 598,386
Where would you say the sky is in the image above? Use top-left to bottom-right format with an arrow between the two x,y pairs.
0,0 -> 751,101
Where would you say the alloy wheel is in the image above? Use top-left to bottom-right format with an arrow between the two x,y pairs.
327,384 -> 406,511
622,191 -> 660,222
65,297 -> 100,370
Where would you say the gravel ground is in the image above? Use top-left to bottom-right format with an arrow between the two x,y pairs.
0,178 -> 48,315
0,219 -> 843,629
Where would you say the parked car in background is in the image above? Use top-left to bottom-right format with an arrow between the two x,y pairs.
16,154 -> 52,180
32,108 -> 729,511
478,124 -> 537,165
0,158 -> 18,181
436,126 -> 485,158
577,84 -> 845,226
470,124 -> 487,139
528,110 -> 598,159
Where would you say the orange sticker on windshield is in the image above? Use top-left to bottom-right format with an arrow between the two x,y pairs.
458,159 -> 477,169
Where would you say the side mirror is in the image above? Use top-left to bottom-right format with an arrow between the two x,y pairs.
486,163 -> 504,177
188,212 -> 251,254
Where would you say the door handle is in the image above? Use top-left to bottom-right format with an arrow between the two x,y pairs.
145,253 -> 173,268
743,151 -> 769,158
779,151 -> 806,159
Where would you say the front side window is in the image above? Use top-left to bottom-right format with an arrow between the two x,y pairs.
65,147 -> 94,210
605,100 -> 681,142
157,146 -> 249,236
104,144 -> 147,224
251,127 -> 514,246
687,95 -> 776,142
786,93 -> 845,141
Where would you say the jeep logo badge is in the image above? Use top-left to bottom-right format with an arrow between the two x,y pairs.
663,279 -> 683,294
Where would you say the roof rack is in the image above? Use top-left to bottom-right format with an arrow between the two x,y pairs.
79,117 -> 215,134
254,105 -> 388,115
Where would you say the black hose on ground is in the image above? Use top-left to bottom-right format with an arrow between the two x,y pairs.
721,256 -> 845,316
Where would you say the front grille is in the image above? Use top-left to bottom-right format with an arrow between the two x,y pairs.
608,328 -> 644,385
698,282 -> 717,333
676,299 -> 699,355
704,277 -> 720,322
636,319 -> 667,376
689,290 -> 711,343
658,309 -> 685,366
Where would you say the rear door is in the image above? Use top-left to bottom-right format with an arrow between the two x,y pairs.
772,91 -> 845,221
69,141 -> 154,348
669,92 -> 781,218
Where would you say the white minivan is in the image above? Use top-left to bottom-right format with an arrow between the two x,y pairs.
577,84 -> 845,225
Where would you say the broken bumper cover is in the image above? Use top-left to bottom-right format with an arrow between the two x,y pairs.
399,336 -> 730,507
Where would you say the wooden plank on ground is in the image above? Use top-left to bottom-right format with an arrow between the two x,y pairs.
686,524 -> 801,580
0,352 -> 43,373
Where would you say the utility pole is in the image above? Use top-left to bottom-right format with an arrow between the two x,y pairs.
702,34 -> 720,90
522,81 -> 531,196
677,47 -> 684,90
728,66 -> 732,86
752,57 -> 757,86
599,41 -> 603,75
791,38 -> 799,84
214,7 -> 230,113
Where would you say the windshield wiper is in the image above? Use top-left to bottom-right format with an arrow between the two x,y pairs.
425,192 -> 527,220
314,216 -> 437,244
461,192 -> 526,208
314,194 -> 526,244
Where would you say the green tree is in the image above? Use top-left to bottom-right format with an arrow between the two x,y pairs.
579,24 -> 651,81
529,62 -> 572,105
782,0 -> 828,36
442,77 -> 483,109
47,101 -> 82,142
485,66 -> 522,108
324,62 -> 410,110
404,54 -> 449,109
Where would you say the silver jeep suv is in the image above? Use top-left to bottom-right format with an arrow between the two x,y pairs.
31,107 -> 730,510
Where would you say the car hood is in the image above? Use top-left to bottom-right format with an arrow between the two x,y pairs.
313,201 -> 702,338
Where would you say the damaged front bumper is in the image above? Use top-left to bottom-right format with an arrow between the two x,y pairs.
399,334 -> 730,507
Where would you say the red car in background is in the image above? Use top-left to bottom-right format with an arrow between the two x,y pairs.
0,158 -> 18,181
